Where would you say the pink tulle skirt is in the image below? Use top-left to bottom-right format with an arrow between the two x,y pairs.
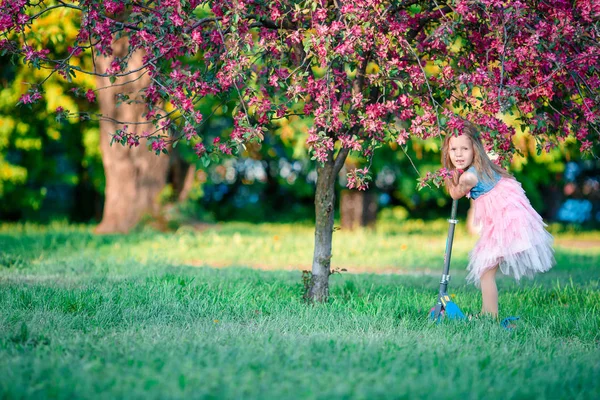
467,178 -> 555,286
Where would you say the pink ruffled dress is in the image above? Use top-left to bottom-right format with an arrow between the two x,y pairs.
465,166 -> 555,286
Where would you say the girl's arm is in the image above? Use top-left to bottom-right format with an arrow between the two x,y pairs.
446,171 -> 478,200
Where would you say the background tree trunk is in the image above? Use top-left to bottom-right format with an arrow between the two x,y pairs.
340,190 -> 378,230
94,37 -> 169,234
177,164 -> 197,203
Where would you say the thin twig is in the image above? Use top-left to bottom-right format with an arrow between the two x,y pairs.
497,15 -> 509,111
215,19 -> 252,126
94,70 -> 149,92
400,143 -> 421,178
404,40 -> 443,136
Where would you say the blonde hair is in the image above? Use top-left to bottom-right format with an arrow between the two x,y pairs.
441,121 -> 512,183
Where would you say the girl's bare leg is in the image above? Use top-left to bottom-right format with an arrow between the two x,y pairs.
480,266 -> 499,317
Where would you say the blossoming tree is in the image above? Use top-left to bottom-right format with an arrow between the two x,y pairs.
2,0 -> 598,301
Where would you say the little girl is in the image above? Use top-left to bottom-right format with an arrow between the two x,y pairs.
442,122 -> 555,317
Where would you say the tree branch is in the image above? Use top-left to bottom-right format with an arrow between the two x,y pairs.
406,6 -> 453,41
247,14 -> 299,31
333,147 -> 350,175
186,16 -> 222,32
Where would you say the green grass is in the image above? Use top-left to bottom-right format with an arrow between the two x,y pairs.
1,221 -> 599,399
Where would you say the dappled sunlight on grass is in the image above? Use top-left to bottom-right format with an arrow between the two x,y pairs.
1,264 -> 599,398
1,222 -> 599,398
1,220 -> 598,275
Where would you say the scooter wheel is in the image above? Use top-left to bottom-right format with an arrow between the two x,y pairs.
429,307 -> 444,321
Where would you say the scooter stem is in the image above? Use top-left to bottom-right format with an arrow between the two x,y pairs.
432,199 -> 459,320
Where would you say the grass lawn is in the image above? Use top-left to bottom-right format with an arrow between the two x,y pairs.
1,220 -> 599,399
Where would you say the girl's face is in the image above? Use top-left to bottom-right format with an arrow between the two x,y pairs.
448,135 -> 474,170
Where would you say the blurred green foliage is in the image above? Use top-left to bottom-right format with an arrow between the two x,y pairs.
0,5 -> 103,221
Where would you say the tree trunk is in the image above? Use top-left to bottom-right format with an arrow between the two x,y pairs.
94,37 -> 169,234
308,149 -> 349,302
340,189 -> 378,230
177,164 -> 197,202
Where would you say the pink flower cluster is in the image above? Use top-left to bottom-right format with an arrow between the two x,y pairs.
4,0 -> 598,175
418,168 -> 456,190
0,0 -> 27,32
306,128 -> 335,164
151,139 -> 167,153
18,90 -> 42,105
346,168 -> 371,191
22,46 -> 50,64
194,143 -> 206,157
85,89 -> 96,103
213,137 -> 232,155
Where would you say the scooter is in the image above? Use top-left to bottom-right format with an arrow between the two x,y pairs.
430,199 -> 466,321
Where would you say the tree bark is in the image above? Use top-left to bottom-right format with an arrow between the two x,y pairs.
177,164 -> 197,203
308,148 -> 349,302
94,37 -> 169,233
340,190 -> 378,230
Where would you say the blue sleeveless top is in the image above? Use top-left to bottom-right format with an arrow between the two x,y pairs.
467,166 -> 501,200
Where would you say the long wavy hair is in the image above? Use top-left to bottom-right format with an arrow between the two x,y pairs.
441,121 -> 512,183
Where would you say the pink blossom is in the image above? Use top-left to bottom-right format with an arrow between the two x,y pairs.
105,60 -> 121,75
268,74 -> 279,87
127,136 -> 140,148
183,124 -> 197,140
151,139 -> 167,153
191,29 -> 203,45
22,46 -> 49,62
18,90 -> 42,105
576,127 -> 589,141
138,30 -> 156,44
16,13 -> 28,24
170,13 -> 184,27
580,140 -> 592,152
194,143 -> 206,157
218,144 -> 232,155
446,115 -> 465,133
313,8 -> 328,23
351,92 -> 363,108
145,85 -> 159,103
339,135 -> 362,151
85,89 -> 96,103
105,1 -> 124,15
396,129 -> 409,145
346,168 -> 370,191
0,13 -> 13,31
270,6 -> 282,21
